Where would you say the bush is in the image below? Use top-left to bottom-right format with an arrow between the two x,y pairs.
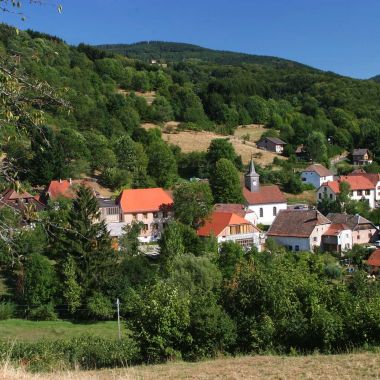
87,292 -> 114,320
29,304 -> 58,321
0,302 -> 16,320
0,335 -> 139,372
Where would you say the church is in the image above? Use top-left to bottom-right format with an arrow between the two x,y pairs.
243,159 -> 287,225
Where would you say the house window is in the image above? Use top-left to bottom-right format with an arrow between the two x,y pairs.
365,190 -> 370,195
368,232 -> 372,238
259,208 -> 263,218
319,193 -> 322,199
357,234 -> 360,240
329,194 -> 333,199
357,190 -> 363,196
273,207 -> 277,216
313,237 -> 317,242
143,224 -> 149,231
143,213 -> 148,219
153,212 -> 159,218
152,223 -> 159,230
132,213 -> 137,221
295,245 -> 300,252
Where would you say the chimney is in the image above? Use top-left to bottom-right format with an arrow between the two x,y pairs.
59,179 -> 62,183
69,178 -> 72,185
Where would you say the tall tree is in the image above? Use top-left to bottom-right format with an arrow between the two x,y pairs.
209,158 -> 244,203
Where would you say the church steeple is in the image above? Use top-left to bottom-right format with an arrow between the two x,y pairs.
245,157 -> 260,192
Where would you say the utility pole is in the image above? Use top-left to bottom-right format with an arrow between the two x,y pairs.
116,298 -> 121,340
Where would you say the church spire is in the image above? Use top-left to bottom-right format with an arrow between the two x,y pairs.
245,156 -> 260,192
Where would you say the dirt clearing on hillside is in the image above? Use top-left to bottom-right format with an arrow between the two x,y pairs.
142,123 -> 285,166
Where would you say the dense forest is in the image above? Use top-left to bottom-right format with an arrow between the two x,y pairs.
1,23 -> 380,370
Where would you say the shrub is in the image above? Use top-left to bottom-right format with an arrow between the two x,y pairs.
0,302 -> 16,320
29,304 -> 58,321
87,292 -> 114,320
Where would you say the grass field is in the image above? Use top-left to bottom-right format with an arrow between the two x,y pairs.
142,122 -> 286,166
0,319 -> 123,342
2,352 -> 379,379
285,190 -> 317,205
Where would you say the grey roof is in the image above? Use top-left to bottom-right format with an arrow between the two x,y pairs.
353,149 -> 369,156
97,197 -> 118,208
247,157 -> 259,176
326,213 -> 376,231
261,137 -> 286,145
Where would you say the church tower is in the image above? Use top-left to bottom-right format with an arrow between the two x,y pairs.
245,157 -> 260,192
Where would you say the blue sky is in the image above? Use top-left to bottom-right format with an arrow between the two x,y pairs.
4,0 -> 380,79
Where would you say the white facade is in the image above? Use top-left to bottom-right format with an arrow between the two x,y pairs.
247,202 -> 287,225
317,186 -> 376,209
301,171 -> 333,188
322,229 -> 353,253
268,224 -> 331,252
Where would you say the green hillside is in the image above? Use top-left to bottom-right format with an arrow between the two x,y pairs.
96,41 -> 309,68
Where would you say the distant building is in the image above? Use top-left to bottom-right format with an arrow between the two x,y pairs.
267,209 -> 331,252
367,249 -> 380,274
116,188 -> 174,243
326,213 -> 378,246
197,211 -> 262,251
322,223 -> 353,254
243,158 -> 287,225
256,137 -> 286,154
317,175 -> 376,209
352,149 -> 372,166
214,203 -> 258,226
0,189 -> 45,213
43,178 -> 98,202
301,164 -> 334,188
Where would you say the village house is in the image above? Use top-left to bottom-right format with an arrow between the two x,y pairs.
301,164 -> 334,188
243,159 -> 287,225
326,213 -> 378,246
267,209 -> 331,252
321,223 -> 353,254
115,187 -> 174,243
42,178 -> 98,202
197,210 -> 262,251
256,136 -> 286,154
367,249 -> 380,274
317,175 -> 376,209
0,189 -> 45,213
347,171 -> 380,207
214,203 -> 258,226
352,149 -> 372,166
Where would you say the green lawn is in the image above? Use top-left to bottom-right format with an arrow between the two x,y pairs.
0,319 -> 124,342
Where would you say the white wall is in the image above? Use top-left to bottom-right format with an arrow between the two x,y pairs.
268,236 -> 311,251
301,171 -> 333,188
247,202 -> 287,225
217,232 -> 261,251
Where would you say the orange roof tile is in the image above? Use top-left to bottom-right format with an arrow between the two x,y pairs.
323,223 -> 349,236
321,175 -> 375,193
118,188 -> 173,213
46,180 -> 74,199
243,184 -> 286,205
368,249 -> 380,267
197,211 -> 258,237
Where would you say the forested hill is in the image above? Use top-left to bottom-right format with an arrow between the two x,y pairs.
96,41 -> 309,68
371,74 -> 380,83
2,22 -> 380,193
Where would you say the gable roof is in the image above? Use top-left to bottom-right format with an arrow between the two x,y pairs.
323,223 -> 350,236
197,211 -> 258,237
118,188 -> 173,213
259,137 -> 286,145
303,164 -> 333,177
326,213 -> 376,231
267,209 -> 330,238
347,172 -> 380,186
368,249 -> 380,267
0,189 -> 45,211
243,184 -> 286,205
1,189 -> 35,201
214,203 -> 256,218
353,148 -> 369,156
46,180 -> 74,199
319,175 -> 375,193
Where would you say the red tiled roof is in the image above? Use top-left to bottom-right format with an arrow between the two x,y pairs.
320,175 -> 375,193
348,172 -> 380,186
46,180 -> 74,199
118,188 -> 173,213
368,249 -> 380,267
267,209 -> 331,238
1,189 -> 35,201
323,223 -> 349,236
243,185 -> 286,205
303,164 -> 333,177
197,211 -> 258,237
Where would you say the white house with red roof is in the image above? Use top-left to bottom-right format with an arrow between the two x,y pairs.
301,164 -> 334,188
115,187 -> 174,242
317,174 -> 376,209
243,159 -> 287,225
197,210 -> 262,251
321,223 -> 353,254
